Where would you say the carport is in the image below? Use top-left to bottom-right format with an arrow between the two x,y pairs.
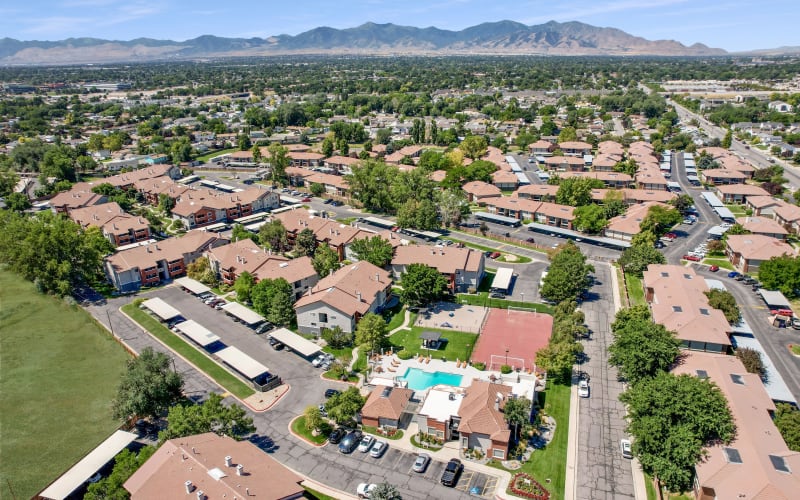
269,327 -> 321,357
759,289 -> 792,309
141,298 -> 181,321
490,267 -> 514,293
38,430 -> 138,500
221,302 -> 265,326
216,346 -> 268,379
174,320 -> 220,347
175,276 -> 211,296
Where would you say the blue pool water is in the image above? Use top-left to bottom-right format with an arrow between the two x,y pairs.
400,367 -> 463,391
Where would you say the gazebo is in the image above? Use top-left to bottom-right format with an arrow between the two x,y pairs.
420,331 -> 443,350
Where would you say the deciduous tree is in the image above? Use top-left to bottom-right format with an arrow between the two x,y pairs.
540,241 -> 594,303
234,271 -> 255,304
259,219 -> 288,252
312,244 -> 340,278
355,312 -> 389,353
618,244 -> 666,277
324,386 -> 366,425
399,263 -> 449,307
774,403 -> 800,452
251,278 -> 295,326
295,227 -> 317,257
112,347 -> 184,422
350,235 -> 394,267
609,316 -> 680,384
704,289 -> 741,324
159,392 -> 255,442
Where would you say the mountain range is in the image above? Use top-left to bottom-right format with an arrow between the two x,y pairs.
0,20 -> 728,65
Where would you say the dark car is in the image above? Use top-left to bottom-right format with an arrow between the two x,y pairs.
271,342 -> 285,351
331,200 -> 343,207
325,388 -> 341,398
489,292 -> 506,299
728,271 -> 740,278
441,458 -> 464,487
338,430 -> 363,454
328,427 -> 346,444
323,198 -> 333,204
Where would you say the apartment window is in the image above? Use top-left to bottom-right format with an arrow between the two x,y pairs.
492,449 -> 505,459
318,313 -> 328,323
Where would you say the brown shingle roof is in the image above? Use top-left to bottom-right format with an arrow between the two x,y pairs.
457,379 -> 511,441
361,386 -> 413,421
106,231 -> 223,273
392,246 -> 483,274
726,234 -> 795,261
294,261 -> 390,316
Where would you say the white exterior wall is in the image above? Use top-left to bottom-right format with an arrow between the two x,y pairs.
296,303 -> 355,334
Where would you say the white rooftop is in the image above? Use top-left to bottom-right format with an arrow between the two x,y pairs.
418,388 -> 464,423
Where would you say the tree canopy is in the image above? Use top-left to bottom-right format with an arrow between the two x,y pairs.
324,386 -> 366,425
758,255 -> 800,299
251,278 -> 295,326
540,241 -> 594,304
259,219 -> 288,252
609,312 -> 680,384
350,235 -> 394,268
84,446 -> 157,500
399,263 -> 449,307
312,244 -> 340,278
704,289 -> 741,324
774,403 -> 800,452
354,312 -> 389,353
618,243 -> 666,277
158,392 -> 255,443
112,347 -> 184,422
620,372 -> 735,492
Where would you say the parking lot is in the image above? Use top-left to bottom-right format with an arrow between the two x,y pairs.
327,444 -> 499,498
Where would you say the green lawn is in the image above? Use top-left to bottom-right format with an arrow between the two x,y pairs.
389,327 -> 477,361
447,237 -> 536,261
290,416 -> 328,445
382,301 -> 407,331
0,269 -> 130,499
122,304 -> 255,399
196,147 -> 237,162
458,293 -> 554,314
701,258 -> 735,271
449,230 -> 547,254
645,474 -> 658,500
303,487 -> 339,500
513,382 -> 570,500
625,273 -> 645,306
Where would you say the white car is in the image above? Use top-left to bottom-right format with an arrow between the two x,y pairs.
357,434 -> 375,453
311,355 -> 326,367
357,483 -> 377,498
578,379 -> 590,398
620,438 -> 633,459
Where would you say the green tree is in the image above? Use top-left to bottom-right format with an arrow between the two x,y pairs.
535,340 -> 583,384
399,263 -> 449,307
84,446 -> 157,500
540,242 -> 594,303
321,136 -> 335,157
158,193 -> 175,216
735,347 -> 765,378
0,168 -> 20,197
438,190 -> 467,228
758,255 -> 800,299
259,219 -> 288,252
295,227 -> 317,257
557,126 -> 578,143
251,277 -> 295,326
310,182 -> 325,197
618,244 -> 667,277
609,316 -> 680,384
774,403 -> 800,452
345,160 -> 398,213
572,204 -> 608,234
602,190 -> 626,219
355,312 -> 389,353
251,144 -> 262,164
186,256 -> 217,286
237,134 -> 251,150
158,392 -> 255,442
371,483 -> 402,500
267,142 -> 289,184
112,347 -> 184,422
502,396 -> 532,444
321,325 -> 353,349
4,192 -> 31,212
324,386 -> 366,425
231,223 -> 254,243
621,372 -> 735,492
639,205 -> 682,237
704,289 -> 741,324
350,235 -> 394,267
234,271 -> 255,304
555,177 -> 602,207
671,194 -> 695,213
312,244 -> 340,278
304,405 -> 326,434
722,129 -> 732,149
459,135 -> 488,160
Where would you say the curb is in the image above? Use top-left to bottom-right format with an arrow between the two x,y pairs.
286,416 -> 328,448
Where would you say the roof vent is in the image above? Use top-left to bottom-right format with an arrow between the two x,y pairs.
225,455 -> 232,467
236,464 -> 244,476
723,447 -> 743,464
185,480 -> 194,493
769,454 -> 791,473
381,386 -> 393,398
696,370 -> 708,379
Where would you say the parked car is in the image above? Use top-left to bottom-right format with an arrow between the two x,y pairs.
578,379 -> 590,398
328,427 -> 346,444
357,435 -> 376,453
770,309 -> 794,317
489,251 -> 501,259
620,439 -> 633,459
324,388 -> 341,398
338,430 -> 363,454
664,232 -> 678,240
489,292 -> 506,299
370,440 -> 387,458
441,458 -> 464,487
412,453 -> 431,473
331,200 -> 343,207
312,355 -> 326,367
728,271 -> 740,278
736,274 -> 747,281
792,318 -> 800,330
271,342 -> 285,351
357,483 -> 377,499
323,198 -> 333,204
301,197 -> 312,202
682,254 -> 701,262
318,404 -> 327,417
526,237 -> 536,243
709,265 -> 719,272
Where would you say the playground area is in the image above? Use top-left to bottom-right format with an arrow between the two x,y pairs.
413,301 -> 487,334
471,308 -> 553,372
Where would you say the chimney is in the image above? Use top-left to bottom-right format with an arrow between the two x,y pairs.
375,273 -> 380,282
236,464 -> 244,476
357,292 -> 363,302
225,455 -> 232,466
185,481 -> 194,494
197,491 -> 205,500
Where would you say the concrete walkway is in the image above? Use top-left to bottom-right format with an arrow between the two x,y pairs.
389,309 -> 413,334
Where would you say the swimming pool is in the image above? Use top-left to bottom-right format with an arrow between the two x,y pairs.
400,367 -> 463,391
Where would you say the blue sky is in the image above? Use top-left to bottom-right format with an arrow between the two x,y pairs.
1,0 -> 796,52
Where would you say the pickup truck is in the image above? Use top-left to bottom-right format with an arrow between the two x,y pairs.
441,458 -> 463,487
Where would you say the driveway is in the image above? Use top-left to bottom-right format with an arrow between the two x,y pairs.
574,263 -> 636,500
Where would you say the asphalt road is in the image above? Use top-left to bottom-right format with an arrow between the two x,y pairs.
574,263 -> 636,500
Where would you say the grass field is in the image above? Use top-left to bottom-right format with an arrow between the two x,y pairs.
702,258 -> 735,271
625,273 -> 645,306
457,293 -> 554,314
389,327 -> 477,361
196,147 -> 237,162
0,269 -> 130,499
448,237 -> 534,262
122,304 -> 255,399
290,416 -> 328,445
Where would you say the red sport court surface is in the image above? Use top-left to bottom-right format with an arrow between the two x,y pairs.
471,308 -> 553,371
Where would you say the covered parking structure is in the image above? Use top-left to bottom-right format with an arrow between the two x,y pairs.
174,320 -> 220,348
526,222 -> 631,250
268,327 -> 321,358
141,298 -> 182,322
475,211 -> 522,227
175,276 -> 211,296
221,302 -> 265,326
490,267 -> 514,294
713,206 -> 735,223
215,346 -> 281,392
758,289 -> 792,310
38,430 -> 139,500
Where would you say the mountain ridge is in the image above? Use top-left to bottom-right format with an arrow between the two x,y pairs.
0,20 -> 727,65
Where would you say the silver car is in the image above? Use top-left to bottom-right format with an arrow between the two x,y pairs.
412,453 -> 431,473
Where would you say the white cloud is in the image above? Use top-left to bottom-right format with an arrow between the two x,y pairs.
22,16 -> 94,36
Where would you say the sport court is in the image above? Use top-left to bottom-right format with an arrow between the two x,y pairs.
413,301 -> 487,333
471,308 -> 553,371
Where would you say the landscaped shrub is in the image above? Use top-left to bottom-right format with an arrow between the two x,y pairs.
473,361 -> 486,371
509,473 -> 550,500
500,364 -> 513,374
397,349 -> 414,360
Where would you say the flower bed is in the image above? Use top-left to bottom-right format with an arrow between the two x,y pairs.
509,473 -> 550,500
